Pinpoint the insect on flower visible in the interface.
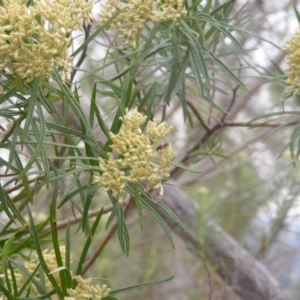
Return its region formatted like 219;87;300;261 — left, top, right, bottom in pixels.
156;142;170;151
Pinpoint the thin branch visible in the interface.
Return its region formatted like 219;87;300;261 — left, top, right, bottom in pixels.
170;116;300;180
70;22;93;84
221;85;239;123
41;205;114;234
181;127;272;186
223;120;300;127
186;100;211;132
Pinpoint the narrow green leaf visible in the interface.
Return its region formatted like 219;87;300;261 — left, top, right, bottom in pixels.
45;122;100;149
81;184;99;233
8;261;18;295
141;188;185;230
0;182;26;226
203;0;212;13
121;75;133;108
26;206;63;298
177;56;189;121
105;194;119;229
21;78;40;140
35;103;50;185
104;296;119;300
171;162;202;173
293;5;300;24
65;223;71;271
38;85;53;113
7;123;20;175
49;180;70;295
18;105;45;180
0;87;18;105
76;208;103;275
210;0;235;17
0;282;13;298
60;172;81;206
10;260;47;296
139;83;158;131
110;276;174;294
53;69;99;148
140;197;175;248
165;32;179;104
131;24;160;75
91;84;111;140
205;50;248;90
127;185;144;230
117;207;130;255
71;10;122;57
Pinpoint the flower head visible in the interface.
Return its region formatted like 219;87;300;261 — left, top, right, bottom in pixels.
0;245;69;299
93;108;176;201
282;30;300;95
0;0;93;83
98;0;186;41
65;276;111;300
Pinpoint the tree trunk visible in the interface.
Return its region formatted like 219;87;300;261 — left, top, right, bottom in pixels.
150;183;292;300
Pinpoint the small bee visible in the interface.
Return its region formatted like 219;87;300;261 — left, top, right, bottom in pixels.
156;142;170;151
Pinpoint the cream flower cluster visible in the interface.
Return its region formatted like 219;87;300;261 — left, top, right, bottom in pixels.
98;0;186;40
93;108;176;201
283;30;300;95
24;246;68;293
0;246;67;299
0;0;92;83
0;246;111;300
65;276;111;300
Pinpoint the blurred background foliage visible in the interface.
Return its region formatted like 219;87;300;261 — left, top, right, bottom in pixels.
1;0;300;299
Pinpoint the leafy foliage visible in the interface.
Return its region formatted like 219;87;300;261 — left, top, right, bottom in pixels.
0;0;297;299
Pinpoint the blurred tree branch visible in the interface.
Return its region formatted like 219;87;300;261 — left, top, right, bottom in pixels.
151;183;292;300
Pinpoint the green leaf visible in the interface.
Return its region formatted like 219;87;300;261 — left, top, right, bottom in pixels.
0;182;27;226
91;84;111;140
293;5;300;24
121;75;134;108
139;83;158;131
141;187;185;230
182;27;210;89
38;85;54;113
171;162;202;173
0;282;13;299
71;10;122;58
76;208;103;275
26;206;63;298
0;87;18;105
110;276;174;294
53;69;99;148
165;32;179;105
210;0;235;17
140;197;175;248
204;49;248;90
21;78;40;140
117;207;130;255
18;104;46;180
10;259;48;295
126;184;144;230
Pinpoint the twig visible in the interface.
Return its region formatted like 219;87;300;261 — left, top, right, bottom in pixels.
223;120;300;127
186;100;211;132
170;116;300;180
70;22;93;84
221;85;239;123
41;205;114;234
